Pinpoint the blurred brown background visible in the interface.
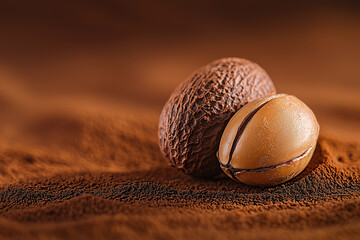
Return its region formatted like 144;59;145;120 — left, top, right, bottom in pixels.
0;0;359;136
1;2;360;239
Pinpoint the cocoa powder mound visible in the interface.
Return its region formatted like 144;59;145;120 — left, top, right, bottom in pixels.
0;102;359;239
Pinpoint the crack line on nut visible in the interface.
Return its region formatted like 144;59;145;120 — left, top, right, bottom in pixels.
222;145;314;175
226;98;274;165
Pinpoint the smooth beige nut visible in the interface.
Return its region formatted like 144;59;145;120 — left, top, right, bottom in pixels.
218;94;320;186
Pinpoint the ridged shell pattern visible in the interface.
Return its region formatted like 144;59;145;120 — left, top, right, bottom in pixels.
158;58;276;177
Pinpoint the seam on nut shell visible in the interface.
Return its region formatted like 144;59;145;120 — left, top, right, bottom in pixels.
226;96;279;165
221;144;315;176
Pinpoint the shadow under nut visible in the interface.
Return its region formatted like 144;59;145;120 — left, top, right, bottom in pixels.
158;58;276;177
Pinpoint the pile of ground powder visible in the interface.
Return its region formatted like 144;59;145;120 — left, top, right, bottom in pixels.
0;105;359;239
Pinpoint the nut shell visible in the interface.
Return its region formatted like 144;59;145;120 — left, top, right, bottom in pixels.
218;94;320;186
158;58;276;177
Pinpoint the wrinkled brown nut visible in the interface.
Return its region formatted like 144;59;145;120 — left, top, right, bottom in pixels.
158;58;276;177
218;94;320;186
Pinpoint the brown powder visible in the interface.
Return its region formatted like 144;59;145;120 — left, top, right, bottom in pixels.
0;100;359;240
1;3;360;238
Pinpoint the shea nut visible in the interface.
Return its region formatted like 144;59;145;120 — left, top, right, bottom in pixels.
218;94;320;186
158;58;276;177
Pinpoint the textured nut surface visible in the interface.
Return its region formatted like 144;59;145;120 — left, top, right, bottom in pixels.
158;58;276;177
218;94;320;186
